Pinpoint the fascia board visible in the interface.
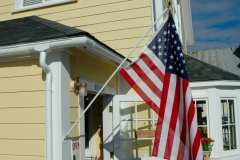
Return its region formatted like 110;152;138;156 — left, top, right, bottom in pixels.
190;81;240;88
0;37;129;66
181;0;194;45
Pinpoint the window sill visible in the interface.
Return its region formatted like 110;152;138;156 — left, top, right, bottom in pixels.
12;0;77;13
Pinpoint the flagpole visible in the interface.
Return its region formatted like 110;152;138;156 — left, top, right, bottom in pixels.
63;8;169;142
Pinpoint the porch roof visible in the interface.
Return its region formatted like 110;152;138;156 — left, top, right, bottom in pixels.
0;15;127;61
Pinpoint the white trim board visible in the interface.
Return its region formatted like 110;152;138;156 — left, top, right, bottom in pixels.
79;77;116;95
13;0;77;13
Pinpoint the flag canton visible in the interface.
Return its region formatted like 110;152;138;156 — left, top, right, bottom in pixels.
147;13;188;80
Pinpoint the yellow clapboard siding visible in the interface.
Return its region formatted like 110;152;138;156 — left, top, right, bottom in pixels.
0;108;44;123
93;26;152;42
0;4;13;14
0;60;41;78
0;91;44;108
0;124;44;139
116;46;143;57
70;106;80;139
0;75;44;93
103;35;151;50
70;91;79;108
0;140;45;156
0;0;14;7
13;0;141;17
70;122;80;138
13;0;131;17
41;0;150;21
70;48;117;86
70;48;115;73
70;107;79;123
77;16;152;34
58;7;151;27
75;63;117;86
0;155;44;160
1;0;150;21
76;0;132;8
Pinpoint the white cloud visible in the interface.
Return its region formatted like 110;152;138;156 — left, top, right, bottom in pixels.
187;0;240;51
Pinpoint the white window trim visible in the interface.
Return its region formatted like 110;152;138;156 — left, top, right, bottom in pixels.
13;0;77;13
220;98;239;155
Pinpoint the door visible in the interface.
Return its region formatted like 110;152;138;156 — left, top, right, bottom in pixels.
113;95;164;160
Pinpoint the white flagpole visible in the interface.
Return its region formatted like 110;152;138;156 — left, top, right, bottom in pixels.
63;8;168;141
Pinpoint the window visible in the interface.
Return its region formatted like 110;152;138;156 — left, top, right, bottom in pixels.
119;100;158;158
221;99;237;151
193;99;208;138
14;0;77;12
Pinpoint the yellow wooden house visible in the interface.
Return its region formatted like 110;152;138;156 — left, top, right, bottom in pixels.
1;1;222;160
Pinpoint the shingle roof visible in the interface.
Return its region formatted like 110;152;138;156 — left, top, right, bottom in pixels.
0;16;91;46
185;54;240;82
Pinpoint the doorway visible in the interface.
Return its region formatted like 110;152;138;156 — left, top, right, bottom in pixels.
85;93;104;160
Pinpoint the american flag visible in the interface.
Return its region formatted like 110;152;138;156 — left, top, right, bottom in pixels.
119;13;203;160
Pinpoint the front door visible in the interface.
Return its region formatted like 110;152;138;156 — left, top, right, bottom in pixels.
113;95;163;160
84;94;104;160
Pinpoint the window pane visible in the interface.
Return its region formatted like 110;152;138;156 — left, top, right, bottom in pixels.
222;125;229;150
136;101;153;119
194;100;208;138
221;99;237;151
230;125;237;149
120;141;134;158
196;100;207;125
229;100;235;124
221;100;228;124
23;0;42;6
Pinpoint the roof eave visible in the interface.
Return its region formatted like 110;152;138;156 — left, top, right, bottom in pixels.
0;36;130;66
190;80;240;88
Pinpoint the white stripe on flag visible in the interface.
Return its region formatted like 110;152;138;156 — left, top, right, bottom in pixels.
157;74;177;157
136;58;163;91
126;67;161;106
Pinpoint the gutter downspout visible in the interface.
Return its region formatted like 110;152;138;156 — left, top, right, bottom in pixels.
39;51;53;160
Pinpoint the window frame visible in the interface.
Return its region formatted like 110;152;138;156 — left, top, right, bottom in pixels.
13;0;77;13
193;98;209;138
220;98;238;153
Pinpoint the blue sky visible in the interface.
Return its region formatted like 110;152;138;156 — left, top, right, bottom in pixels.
187;0;240;51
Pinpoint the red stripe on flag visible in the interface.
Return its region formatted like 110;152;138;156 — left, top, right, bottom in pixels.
119;68;159;113
152;73;171;157
131;62;162;98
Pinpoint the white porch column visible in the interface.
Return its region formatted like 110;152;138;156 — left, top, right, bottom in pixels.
48;51;71;160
